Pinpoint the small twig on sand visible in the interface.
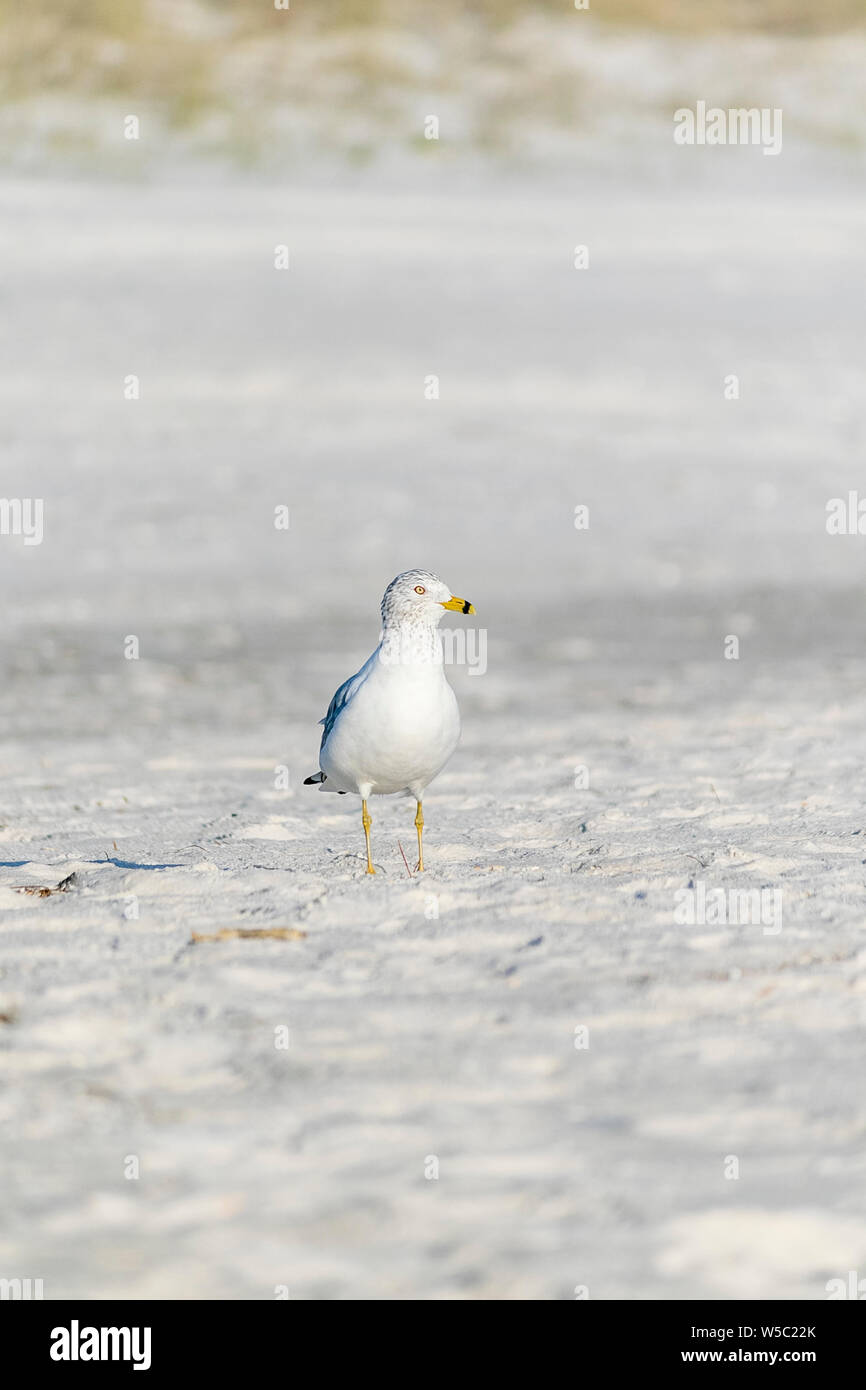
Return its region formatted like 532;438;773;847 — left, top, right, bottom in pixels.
191;927;307;943
397;840;414;878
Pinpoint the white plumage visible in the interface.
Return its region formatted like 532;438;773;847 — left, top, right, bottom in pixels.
304;569;475;872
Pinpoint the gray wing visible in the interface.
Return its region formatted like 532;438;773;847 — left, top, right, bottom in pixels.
318;653;375;751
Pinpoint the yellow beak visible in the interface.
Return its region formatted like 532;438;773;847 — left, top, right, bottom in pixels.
441;595;475;615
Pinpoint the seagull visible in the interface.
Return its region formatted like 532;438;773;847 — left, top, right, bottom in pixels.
304;569;475;874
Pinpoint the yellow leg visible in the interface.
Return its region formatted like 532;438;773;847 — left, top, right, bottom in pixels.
362;798;375;874
414;800;424;872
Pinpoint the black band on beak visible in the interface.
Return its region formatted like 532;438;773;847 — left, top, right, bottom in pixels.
462;600;471;614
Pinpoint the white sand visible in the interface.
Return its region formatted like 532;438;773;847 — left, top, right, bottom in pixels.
1;168;864;1299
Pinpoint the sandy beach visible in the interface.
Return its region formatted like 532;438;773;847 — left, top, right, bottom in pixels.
1;10;865;1298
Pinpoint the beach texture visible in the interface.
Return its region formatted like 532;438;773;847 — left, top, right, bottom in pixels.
1;20;865;1297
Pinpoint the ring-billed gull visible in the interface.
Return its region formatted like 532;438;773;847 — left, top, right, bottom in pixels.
304;569;475;874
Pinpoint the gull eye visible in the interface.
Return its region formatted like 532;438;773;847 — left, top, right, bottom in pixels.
414;585;426;594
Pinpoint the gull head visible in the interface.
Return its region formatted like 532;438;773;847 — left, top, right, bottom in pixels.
381;569;475;629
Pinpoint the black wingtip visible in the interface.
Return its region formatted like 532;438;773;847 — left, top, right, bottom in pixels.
303;772;326;785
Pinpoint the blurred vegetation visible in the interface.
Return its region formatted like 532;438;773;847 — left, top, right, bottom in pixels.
0;0;863;164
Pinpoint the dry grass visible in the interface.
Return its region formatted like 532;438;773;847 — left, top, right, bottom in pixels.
2;0;863;106
0;0;862;164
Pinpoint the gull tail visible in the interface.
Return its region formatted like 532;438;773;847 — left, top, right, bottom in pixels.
303;770;346;794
